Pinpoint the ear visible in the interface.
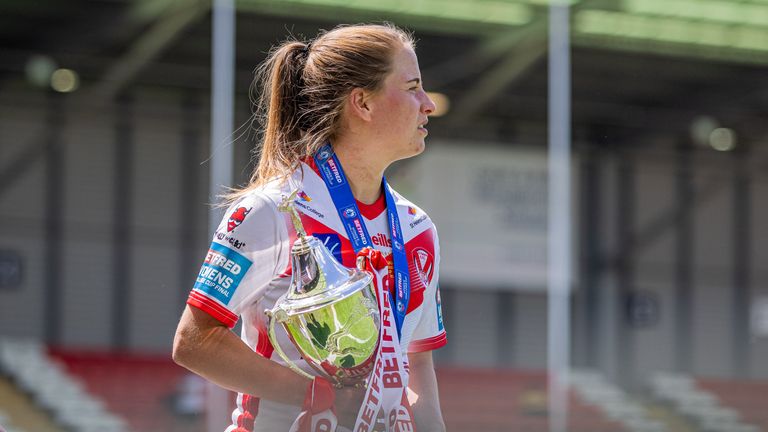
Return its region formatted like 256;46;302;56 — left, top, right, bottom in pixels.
347;88;373;122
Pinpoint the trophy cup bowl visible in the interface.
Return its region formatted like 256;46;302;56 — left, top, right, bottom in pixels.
265;193;380;387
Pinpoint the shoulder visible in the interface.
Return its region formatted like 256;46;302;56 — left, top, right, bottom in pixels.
224;174;299;215
388;186;437;236
224;190;278;220
216;184;290;241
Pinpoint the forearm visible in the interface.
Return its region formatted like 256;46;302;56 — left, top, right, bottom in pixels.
409;384;446;431
407;351;446;432
173;305;311;407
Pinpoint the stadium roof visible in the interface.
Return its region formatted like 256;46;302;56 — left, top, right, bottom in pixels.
1;0;767;147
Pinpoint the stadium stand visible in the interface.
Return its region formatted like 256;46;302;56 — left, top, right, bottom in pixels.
18;338;762;432
649;372;762;432
435;367;631;432
0;338;125;432
0;379;63;432
49;348;204;432
697;377;768;432
569;370;666;432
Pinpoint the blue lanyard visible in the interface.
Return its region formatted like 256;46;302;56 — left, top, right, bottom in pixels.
313;144;410;338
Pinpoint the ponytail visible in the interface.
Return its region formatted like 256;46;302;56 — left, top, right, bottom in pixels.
251;41;309;188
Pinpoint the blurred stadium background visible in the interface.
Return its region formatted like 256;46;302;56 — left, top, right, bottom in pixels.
1;0;768;431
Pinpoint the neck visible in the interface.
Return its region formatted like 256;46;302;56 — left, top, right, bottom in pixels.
333;140;387;205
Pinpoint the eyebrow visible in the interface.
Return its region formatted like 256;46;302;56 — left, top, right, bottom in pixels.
406;78;421;85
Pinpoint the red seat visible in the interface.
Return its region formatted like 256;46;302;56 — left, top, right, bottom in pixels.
49;348;206;432
698;377;768;430
48;353;630;432
436;367;628;432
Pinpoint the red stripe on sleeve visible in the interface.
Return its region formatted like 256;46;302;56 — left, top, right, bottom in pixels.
186;290;238;328
408;332;447;353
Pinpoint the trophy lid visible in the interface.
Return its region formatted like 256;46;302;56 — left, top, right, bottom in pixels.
277;191;373;316
280;236;373;316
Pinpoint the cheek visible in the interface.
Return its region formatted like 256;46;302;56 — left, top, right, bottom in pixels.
383;92;413;117
374;92;416;135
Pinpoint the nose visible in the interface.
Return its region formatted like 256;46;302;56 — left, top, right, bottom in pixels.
422;91;436;115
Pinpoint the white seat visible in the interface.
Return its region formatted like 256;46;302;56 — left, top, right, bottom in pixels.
0;338;129;432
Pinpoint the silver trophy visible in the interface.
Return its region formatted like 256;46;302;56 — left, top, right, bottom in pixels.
265;191;380;387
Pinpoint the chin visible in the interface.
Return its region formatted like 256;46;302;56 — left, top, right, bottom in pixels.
417;143;426;155
407;141;426;158
392;140;426;163
415;137;427;153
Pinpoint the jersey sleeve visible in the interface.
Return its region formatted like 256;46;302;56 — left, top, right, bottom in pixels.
186;193;288;328
408;227;447;353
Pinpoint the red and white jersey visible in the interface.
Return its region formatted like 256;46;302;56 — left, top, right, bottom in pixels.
186;160;446;432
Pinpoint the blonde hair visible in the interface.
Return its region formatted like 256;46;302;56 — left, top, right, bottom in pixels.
228;23;414;201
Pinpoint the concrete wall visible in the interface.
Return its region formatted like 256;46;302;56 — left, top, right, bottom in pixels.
1;87;767;382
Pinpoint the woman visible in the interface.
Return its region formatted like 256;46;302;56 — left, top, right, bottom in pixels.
173;23;446;432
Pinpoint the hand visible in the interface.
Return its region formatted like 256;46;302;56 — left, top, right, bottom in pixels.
335;384;367;429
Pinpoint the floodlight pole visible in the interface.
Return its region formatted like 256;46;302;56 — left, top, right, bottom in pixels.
547;2;572;432
209;0;235;235
208;0;235;430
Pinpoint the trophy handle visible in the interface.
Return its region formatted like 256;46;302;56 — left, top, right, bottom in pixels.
265;308;315;381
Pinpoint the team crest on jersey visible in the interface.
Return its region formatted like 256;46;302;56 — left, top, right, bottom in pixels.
227;207;251;232
412;247;434;287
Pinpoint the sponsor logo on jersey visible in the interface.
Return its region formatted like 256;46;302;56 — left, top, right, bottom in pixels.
314;233;343;263
436;285;444;331
227;207;251;232
193;243;252;305
408;208;428;229
393;240;403;251
370;232;391;248
412;247;435;287
294;199;325;219
215;230;246;250
298;190;312;202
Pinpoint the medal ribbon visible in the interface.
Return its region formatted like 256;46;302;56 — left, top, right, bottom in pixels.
313;144;410;338
355;248;415;432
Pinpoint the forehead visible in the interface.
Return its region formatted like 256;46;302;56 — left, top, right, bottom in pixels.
388;45;420;81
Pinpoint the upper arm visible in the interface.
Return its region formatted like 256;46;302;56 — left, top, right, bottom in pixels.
407;350;445;432
173;304;230;365
186;193;288;327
